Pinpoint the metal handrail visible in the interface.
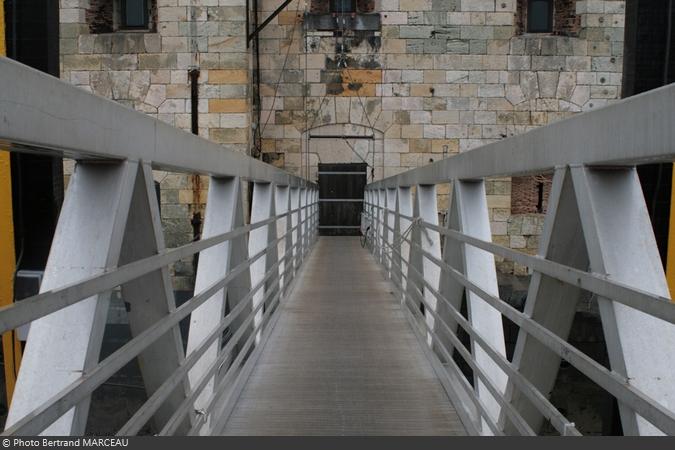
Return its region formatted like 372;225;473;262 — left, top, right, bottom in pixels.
0;58;320;436
2;212;317;436
0;205;311;335
362;84;675;435
0;58;315;188
366;205;675;435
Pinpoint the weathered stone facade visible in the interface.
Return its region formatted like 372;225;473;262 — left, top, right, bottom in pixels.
257;0;625;274
60;0;251;290
60;0;625;281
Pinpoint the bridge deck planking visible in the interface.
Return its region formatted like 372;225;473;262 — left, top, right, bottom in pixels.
219;236;466;435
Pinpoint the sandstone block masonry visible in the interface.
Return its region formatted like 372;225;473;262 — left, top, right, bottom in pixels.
257;0;625;274
60;0;253;291
60;0;625;278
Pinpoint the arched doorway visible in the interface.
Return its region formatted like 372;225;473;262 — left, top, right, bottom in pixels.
301;123;383;235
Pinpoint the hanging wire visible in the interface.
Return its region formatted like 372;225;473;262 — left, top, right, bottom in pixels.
260;0;303;138
303;0;383;182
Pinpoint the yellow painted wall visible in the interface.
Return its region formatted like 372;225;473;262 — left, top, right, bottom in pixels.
0;0;23;404
667;166;675;299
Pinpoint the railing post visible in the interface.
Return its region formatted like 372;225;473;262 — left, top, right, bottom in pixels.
290;187;301;273
7;161;138;435
502;167;587;434
363;189;369;230
571;165;675;436
301;187;309;257
249;182;277;344
274;185;291;294
377;188;386;263
312;188;319;243
185;176;250;435
370;189;379;255
397;186;413;302
117;163;192;432
413;185;442;348
450;179;508;434
385;188;397;277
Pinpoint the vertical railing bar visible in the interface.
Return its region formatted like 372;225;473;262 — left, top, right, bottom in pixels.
381;231;577;434
416;220;675;325
383;220;675;434
1;216;310;437
117;245;295;435
395;270;526;435
193;215;318;435
381;256;502;435
383;250;549;436
159;261;291;435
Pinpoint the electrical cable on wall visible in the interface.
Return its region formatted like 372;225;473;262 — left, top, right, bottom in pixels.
261;0;303;138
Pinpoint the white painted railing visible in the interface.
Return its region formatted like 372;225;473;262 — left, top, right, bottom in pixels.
0;58;318;436
363;81;675;436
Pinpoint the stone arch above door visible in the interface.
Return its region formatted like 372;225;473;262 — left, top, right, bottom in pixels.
299;123;384;183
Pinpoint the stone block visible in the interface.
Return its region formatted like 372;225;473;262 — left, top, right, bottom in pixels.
410;139;432;153
431;139;459;153
62;54;101;70
400;0;432;10
460;25;494;40
461;0;495;12
209;69;248;84
556;72;576;100
401;125;423;138
399;25;434;39
209;98;248;113
384;139;409;153
210;127;248;144
519;71;539;99
433;0;460;11
446;39;469;53
478;84;505;97
531;56;565;71
565;56;591;71
432;110;459;124
424;38;448;53
139;53;177;69
537;72;559;98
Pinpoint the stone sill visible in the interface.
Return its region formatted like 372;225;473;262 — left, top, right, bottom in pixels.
93;29;157;36
518;33;580;40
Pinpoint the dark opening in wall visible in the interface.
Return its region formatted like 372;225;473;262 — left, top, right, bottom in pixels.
623;0;675;265
528;0;554;32
86;0;114;33
86;0;157;34
511;175;552;215
4;0;63;276
309;0;375;15
330;0;355;13
121;0;149;29
516;0;580;36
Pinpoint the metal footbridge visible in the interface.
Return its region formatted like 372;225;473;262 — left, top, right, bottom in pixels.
1;58;675;436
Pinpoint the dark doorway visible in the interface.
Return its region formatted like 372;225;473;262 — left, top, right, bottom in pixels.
318;163;367;236
5;0;63;272
623;0;675;266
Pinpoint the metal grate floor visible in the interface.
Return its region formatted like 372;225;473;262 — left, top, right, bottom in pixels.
219;236;466;436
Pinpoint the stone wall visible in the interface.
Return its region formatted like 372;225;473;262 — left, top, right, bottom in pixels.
257;0;625;272
60;0;252;291
60;0;625;279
